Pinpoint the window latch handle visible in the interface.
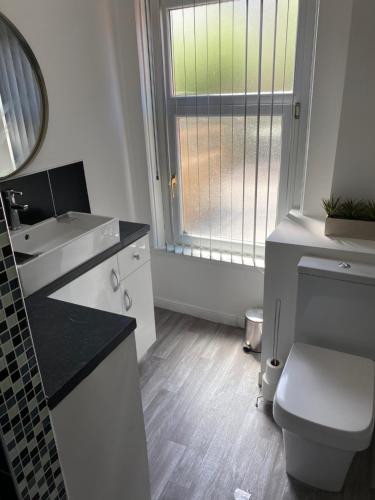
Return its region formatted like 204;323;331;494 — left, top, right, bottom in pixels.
294;102;301;120
169;174;177;199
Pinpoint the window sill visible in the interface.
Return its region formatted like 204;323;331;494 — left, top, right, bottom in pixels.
151;246;265;270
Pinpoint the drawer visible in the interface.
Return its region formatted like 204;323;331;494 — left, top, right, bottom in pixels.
118;235;150;280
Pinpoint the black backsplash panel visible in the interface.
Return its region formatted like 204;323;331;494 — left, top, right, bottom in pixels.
0;162;91;227
49;162;90;216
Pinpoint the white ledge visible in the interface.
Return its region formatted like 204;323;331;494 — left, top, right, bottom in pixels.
267;210;375;256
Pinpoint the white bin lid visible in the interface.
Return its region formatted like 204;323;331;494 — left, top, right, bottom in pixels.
245;308;263;323
273;343;375;451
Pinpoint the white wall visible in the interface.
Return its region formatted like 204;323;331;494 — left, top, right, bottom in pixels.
0;0;138;222
302;0;353;217
331;0;375;200
303;0;375;213
107;0;152;225
151;250;264;326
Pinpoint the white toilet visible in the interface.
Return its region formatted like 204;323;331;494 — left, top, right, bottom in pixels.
273;256;375;492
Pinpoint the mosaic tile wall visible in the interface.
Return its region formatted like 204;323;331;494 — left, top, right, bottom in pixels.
0;201;67;499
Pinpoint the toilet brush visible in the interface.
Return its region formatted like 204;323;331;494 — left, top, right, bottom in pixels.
272;298;281;367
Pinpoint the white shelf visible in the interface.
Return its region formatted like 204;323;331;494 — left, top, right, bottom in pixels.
267;210;375;256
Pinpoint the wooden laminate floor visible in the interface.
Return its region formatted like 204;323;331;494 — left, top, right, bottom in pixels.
139;308;375;500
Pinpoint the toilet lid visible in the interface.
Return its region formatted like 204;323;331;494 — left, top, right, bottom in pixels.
273;342;375;451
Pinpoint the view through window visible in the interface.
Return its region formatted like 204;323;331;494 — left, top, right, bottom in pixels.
169;0;298;252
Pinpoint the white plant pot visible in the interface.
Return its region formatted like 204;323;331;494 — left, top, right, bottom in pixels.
325;217;375;241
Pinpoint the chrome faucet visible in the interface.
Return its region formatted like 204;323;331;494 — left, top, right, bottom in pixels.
4;190;29;230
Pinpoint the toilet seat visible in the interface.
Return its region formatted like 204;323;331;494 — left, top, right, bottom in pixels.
273;342;375;451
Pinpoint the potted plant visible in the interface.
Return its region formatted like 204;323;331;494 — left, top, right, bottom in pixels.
323;196;375;240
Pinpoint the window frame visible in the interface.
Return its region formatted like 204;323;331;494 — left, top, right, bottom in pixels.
144;0;318;258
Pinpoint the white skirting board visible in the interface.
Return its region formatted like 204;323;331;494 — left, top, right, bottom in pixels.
154;296;245;328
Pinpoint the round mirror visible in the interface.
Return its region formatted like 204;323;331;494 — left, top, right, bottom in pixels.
0;13;48;178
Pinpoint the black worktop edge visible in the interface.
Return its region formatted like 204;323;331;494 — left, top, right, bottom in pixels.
44;308;136;410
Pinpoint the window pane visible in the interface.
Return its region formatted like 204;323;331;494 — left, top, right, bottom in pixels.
177;114;282;245
169;0;298;96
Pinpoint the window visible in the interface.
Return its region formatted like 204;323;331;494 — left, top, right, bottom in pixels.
140;0;317;264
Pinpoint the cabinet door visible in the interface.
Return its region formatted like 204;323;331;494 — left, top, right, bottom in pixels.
120;261;156;360
50;255;123;315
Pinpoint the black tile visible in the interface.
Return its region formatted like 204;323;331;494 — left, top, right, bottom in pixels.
0;414;9;426
15;299;23;311
9;279;18;291
2;245;12;258
4;256;15;269
4;388;13;401
6;352;15;364
5;304;15;317
8;360;18;374
10;371;20;383
1;331;10;343
15;345;23;357
17;309;26;321
48;162;90;216
10;414;20;427
3;422;11;433
12;289;21;301
10;325;19;336
12;334;22;347
0;171;55;225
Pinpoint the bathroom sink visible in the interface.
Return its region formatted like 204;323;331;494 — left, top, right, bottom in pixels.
11;212;120;296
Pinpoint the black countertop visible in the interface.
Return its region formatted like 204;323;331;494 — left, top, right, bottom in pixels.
26;221;150;410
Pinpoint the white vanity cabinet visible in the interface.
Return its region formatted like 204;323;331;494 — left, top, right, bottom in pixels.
50;235;156;360
51;333;151;500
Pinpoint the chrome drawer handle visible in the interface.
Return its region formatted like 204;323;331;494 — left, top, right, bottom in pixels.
133;252;141;261
110;269;120;292
123;289;133;312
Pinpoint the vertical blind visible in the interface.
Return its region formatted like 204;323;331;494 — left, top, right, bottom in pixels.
151;0;300;265
0;19;43;171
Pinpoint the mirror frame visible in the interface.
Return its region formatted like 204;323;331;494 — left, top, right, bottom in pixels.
0;12;49;178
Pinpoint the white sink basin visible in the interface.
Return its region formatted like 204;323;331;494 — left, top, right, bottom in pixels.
11;212;120;296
